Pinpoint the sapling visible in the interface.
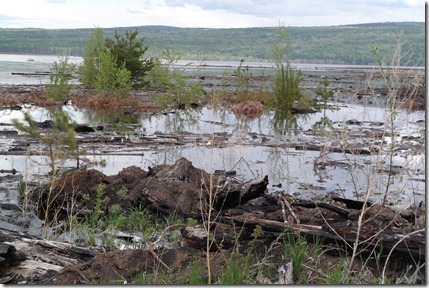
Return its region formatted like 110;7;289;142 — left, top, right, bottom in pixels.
12;108;78;227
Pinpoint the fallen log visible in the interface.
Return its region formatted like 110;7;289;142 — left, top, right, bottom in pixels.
0;228;105;284
291;200;350;218
218;214;424;262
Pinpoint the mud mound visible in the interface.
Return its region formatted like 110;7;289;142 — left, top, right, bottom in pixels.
29;157;268;222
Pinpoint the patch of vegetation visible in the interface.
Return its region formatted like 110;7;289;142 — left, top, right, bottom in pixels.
79;28;152;97
146;46;204;107
44;56;76;101
105;29;154;88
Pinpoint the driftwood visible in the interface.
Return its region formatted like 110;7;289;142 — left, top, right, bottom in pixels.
294;143;372;155
0;228;105;284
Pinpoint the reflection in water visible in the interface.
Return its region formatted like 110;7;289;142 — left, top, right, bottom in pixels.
82;109;142;134
163;107;203;133
273;109;297;136
1;98;425;207
312;104;333;132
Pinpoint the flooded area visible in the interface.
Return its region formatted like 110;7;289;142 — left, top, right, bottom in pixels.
0;54;425;285
0;54;425;235
0;94;425;209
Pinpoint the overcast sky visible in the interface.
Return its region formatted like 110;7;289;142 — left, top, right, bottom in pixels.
0;0;425;29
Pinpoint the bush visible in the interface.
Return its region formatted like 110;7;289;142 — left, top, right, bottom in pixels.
79;28;152;96
146;46;203;106
95;50;132;98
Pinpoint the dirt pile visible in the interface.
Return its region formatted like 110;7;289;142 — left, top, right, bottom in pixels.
29;157;268;222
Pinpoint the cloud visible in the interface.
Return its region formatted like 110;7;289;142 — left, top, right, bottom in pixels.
0;0;425;29
45;0;67;3
126;8;143;14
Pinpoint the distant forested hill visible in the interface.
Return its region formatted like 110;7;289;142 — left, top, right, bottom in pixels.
0;22;424;66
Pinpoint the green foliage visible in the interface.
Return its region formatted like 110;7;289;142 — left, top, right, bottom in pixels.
273;63;303;111
146;57;171;90
80;28;147;97
283;233;308;283
17;180;27;198
315;78;334;104
12;109;77;171
188;257;206;284
94;50;132;97
247;225;264;252
86;183;109;230
234;60;253;93
272;24;305;114
218;254;251;284
272;22;291;65
147;46;203;106
79;27;105;87
313;79;334;131
323;254;351;284
44;56;76;101
105;29;154;88
116;187;128;200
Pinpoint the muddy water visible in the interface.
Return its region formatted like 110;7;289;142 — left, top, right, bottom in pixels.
0;96;425;210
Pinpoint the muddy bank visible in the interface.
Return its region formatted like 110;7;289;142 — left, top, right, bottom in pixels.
0;157;425;284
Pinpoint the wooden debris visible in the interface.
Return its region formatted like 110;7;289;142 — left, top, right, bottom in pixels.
0;228;105;284
280;195;300;224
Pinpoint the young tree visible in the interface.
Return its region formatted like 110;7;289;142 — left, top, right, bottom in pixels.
12;108;77;173
95;50;132;97
105;29;154;88
45;56;76;101
79;27;105;88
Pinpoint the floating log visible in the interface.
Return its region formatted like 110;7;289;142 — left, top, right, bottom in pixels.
294;144;372;155
11;72;50;77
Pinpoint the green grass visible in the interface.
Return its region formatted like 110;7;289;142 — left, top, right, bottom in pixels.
218;253;251;284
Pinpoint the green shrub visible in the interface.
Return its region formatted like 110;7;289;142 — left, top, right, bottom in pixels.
94;50;132;98
106;29;154;88
44;56;76;101
79;27;105;88
146;46;203;106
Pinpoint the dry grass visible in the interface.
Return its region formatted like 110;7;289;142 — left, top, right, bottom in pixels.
71;92;162;111
232;100;265;120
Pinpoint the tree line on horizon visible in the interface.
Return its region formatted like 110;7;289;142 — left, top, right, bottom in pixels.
0;22;424;66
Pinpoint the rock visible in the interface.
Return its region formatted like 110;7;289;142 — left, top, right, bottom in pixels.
74;125;95;133
36;120;54;129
